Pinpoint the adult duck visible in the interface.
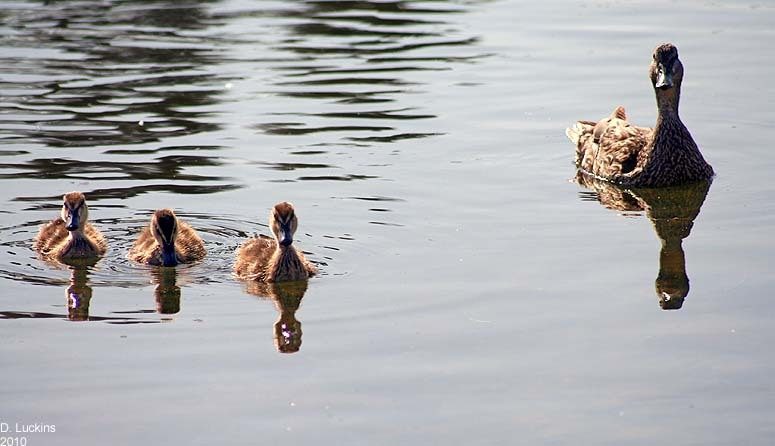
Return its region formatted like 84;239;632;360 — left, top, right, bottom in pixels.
34;191;107;262
128;209;205;266
567;43;714;187
234;202;317;282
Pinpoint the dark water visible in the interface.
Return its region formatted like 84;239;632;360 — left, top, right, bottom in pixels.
1;1;774;444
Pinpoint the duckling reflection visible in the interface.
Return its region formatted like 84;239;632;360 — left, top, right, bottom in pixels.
151;267;181;315
243;280;308;354
577;174;711;309
66;267;92;321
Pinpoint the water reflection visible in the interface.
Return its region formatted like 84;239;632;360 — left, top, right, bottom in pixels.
577;175;712;310
152;267;181;315
0;1;229;148
66;266;92;321
243;281;308;354
257;0;479;140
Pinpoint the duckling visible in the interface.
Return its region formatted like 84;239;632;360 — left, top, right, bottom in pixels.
34;191;107;262
234;202;317;282
128;209;205;266
567;43;714;187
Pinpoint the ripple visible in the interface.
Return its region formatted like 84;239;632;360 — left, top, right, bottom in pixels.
347;132;442;142
269;107;435;120
257;122;394;135
0;3;233;148
297;174;379;181
13;184;242;205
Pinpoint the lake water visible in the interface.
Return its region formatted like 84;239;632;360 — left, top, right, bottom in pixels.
1;1;774;444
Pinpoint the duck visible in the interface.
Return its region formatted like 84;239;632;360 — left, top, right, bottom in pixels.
33;191;107;262
128;209;205;266
234;202;317;282
566;43;714;187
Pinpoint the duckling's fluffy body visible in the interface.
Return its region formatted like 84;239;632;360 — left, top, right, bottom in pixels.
128;209;205;266
34;191;107;261
234;202;317;283
567;43;713;187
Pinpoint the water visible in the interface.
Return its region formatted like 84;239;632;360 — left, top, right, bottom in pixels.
1;0;774;444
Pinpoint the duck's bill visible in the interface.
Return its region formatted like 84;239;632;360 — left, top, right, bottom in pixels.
65;212;79;231
278;226;293;246
655;64;673;89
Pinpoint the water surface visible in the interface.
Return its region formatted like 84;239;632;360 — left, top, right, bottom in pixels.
1;1;774;444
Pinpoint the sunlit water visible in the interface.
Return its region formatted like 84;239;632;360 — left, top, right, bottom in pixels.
1;1;774;444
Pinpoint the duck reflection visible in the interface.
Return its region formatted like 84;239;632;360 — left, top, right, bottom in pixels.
577;174;711;309
152;267;181;315
66;267;92;321
243;281;308;353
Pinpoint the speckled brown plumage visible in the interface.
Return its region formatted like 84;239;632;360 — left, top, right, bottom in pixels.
33;191;107;262
234;202;317;283
567;43;714;187
128;209;205;266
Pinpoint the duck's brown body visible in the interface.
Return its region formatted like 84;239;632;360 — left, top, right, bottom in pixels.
234;202;317;283
567;43;713;187
34;192;107;262
128;209;205;266
235;236;316;282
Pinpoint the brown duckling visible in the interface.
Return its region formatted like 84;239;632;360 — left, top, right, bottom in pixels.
234;202;317;282
567;43;714;187
34;191;107;262
128;209;205;266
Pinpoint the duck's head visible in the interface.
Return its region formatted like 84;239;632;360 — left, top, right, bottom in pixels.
650;43;683;92
151;209;179;266
270;202;298;247
61;191;89;232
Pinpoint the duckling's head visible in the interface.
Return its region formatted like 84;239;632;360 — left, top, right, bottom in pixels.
649;43;683;92
270;202;298;247
61;191;89;232
151;209;179;265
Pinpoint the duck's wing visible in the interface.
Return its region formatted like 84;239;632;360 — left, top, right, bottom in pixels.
594;122;650;178
84;223;108;255
293;247;318;278
569;106;651;181
566;120;597;170
33;218;69;256
234;236;276;279
175;221;206;262
128;226;160;264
